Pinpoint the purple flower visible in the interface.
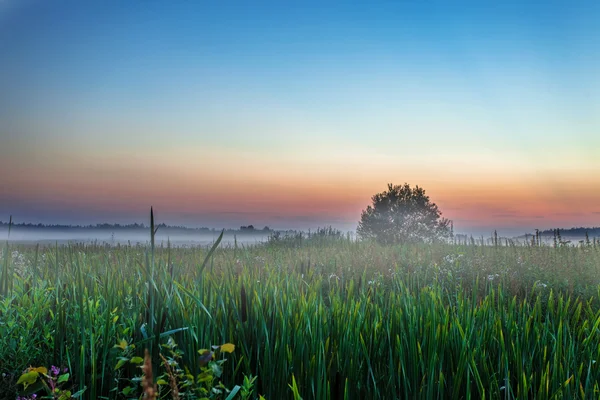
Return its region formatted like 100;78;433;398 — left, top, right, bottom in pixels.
51;365;60;376
63;367;69;373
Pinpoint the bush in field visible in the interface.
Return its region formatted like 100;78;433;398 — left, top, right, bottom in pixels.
357;183;452;244
266;226;346;248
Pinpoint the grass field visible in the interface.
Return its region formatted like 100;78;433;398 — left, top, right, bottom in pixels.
1;225;600;399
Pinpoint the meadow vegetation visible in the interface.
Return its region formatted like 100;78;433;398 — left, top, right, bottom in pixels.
1;218;600;399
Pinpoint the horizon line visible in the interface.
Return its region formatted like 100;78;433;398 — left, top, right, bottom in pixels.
2;219;600;239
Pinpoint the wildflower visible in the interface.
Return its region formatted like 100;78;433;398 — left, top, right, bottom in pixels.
51;365;60;376
517;256;523;264
17;395;37;400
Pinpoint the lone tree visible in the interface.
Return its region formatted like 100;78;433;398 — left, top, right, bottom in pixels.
357;183;452;244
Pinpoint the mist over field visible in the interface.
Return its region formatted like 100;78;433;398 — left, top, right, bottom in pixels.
0;227;272;246
2;225;597;248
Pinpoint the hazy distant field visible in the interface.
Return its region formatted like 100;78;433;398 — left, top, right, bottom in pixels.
0;227;271;247
2;230;600;400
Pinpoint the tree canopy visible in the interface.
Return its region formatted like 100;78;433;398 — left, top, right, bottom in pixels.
357;183;452;244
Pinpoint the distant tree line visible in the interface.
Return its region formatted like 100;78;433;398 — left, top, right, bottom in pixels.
537;227;600;237
240;225;271;232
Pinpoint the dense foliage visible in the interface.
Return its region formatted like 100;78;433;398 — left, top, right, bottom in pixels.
1;231;600;399
357;183;452;244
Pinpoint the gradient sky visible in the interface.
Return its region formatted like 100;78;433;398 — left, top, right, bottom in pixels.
1;0;599;236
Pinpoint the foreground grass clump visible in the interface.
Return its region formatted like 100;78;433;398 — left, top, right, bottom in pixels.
1;235;600;399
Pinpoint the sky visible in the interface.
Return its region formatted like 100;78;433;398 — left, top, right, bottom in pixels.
1;0;599;236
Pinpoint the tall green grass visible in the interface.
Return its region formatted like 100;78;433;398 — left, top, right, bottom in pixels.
1;224;600;399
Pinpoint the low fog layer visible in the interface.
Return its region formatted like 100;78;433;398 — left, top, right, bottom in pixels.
0;228;272;247
2;227;596;248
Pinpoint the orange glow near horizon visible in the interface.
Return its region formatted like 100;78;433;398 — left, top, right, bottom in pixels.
2;144;599;234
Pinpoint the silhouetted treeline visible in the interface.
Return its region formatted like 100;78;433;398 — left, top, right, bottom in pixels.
537;227;600;237
0;221;274;234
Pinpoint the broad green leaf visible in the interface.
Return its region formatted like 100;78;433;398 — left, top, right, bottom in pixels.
71;387;87;398
115;358;128;370
17;371;39;388
197;371;213;383
210;361;223;378
130;356;144;364
57;373;70;384
58;391;72;400
225;385;241;400
122;386;135;395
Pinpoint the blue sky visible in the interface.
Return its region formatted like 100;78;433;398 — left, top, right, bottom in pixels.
1;1;599;235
